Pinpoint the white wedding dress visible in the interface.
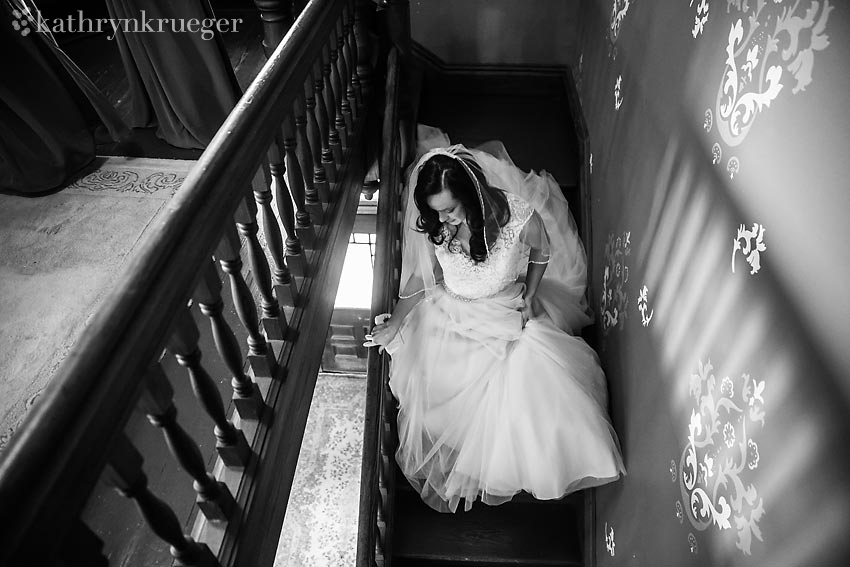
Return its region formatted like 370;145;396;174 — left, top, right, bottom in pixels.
384;127;625;513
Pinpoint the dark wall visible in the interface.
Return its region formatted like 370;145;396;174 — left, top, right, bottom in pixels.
576;1;850;565
410;0;580;66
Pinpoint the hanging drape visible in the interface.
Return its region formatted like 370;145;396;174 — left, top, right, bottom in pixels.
0;1;128;194
104;0;242;149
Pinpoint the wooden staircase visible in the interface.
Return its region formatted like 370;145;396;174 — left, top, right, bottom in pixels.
390;62;589;563
358;26;591;567
391;465;583;567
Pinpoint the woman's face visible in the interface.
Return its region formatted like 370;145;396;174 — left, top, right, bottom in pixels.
426;188;466;226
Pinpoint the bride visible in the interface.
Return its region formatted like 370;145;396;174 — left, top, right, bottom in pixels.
369;126;625;513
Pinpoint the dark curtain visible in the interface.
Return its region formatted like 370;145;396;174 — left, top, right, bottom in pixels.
0;3;96;194
105;0;242;149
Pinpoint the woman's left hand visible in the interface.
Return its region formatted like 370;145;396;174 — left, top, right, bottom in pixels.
364;313;396;353
520;297;536;328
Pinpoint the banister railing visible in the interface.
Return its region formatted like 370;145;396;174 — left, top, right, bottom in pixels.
0;1;376;565
356;46;404;567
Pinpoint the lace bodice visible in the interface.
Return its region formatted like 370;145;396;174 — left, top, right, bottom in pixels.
435;193;535;299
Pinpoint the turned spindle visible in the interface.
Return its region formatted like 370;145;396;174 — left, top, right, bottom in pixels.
195;260;266;419
347;0;363;108
327;34;349;150
141;364;237;520
321;44;344;164
216;224;277;378
268;137;308;279
310;59;338;185
303;74;332;204
354;0;375;99
293;93;324;226
107;434;220;567
335;19;354;132
234;196;287;340
281;115;316;250
168;307;251;467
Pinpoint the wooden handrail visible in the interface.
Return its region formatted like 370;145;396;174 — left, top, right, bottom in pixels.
0;1;374;565
356;46;402;567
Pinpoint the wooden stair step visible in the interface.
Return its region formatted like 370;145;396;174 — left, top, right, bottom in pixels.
392;488;582;566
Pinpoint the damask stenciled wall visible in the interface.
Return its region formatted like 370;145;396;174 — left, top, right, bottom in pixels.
577;1;850;565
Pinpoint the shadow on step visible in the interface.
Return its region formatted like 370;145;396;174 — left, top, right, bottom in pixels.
392;471;584;567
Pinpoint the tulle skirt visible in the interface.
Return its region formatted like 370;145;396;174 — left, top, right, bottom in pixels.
385;283;625;513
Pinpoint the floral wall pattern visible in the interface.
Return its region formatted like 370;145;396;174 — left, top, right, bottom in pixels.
679;360;766;555
705;0;834;178
614;74;624;109
604;521;617;556
692;0;711;38
600;231;631;333
732;223;767;274
579;0;850;565
637;284;654;326
608;0;634;55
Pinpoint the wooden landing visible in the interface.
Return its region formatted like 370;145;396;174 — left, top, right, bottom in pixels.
393;480;583;567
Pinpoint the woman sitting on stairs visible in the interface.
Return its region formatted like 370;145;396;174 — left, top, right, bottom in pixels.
368;125;625;513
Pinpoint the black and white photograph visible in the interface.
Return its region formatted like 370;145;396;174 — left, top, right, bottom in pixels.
1;1;848;566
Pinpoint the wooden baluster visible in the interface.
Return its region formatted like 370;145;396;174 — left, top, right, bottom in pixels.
336;16;355;129
344;1;362;111
216;224;277;377
346;0;363;108
106;434;220;567
268;137;308;279
354;0;375;99
382;382;398;447
195;261;265;419
375;504;387;554
328;31;349;150
140;363;237;520
56;521;108;567
253;0;293;54
377;458;388;514
303;74;332;205
169;307;251;467
253;163;298;307
375;519;386;565
235;194;287;341
293;93;324;226
310;60;337;186
281;115;316;251
321;44;344;164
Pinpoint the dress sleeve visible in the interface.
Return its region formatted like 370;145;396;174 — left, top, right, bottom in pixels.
519;210;551;264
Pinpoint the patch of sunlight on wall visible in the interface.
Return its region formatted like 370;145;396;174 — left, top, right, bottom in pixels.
334;239;373;309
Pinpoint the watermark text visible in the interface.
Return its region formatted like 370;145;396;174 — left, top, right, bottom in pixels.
11;9;242;41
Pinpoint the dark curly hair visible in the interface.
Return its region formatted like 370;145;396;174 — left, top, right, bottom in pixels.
413;153;510;263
